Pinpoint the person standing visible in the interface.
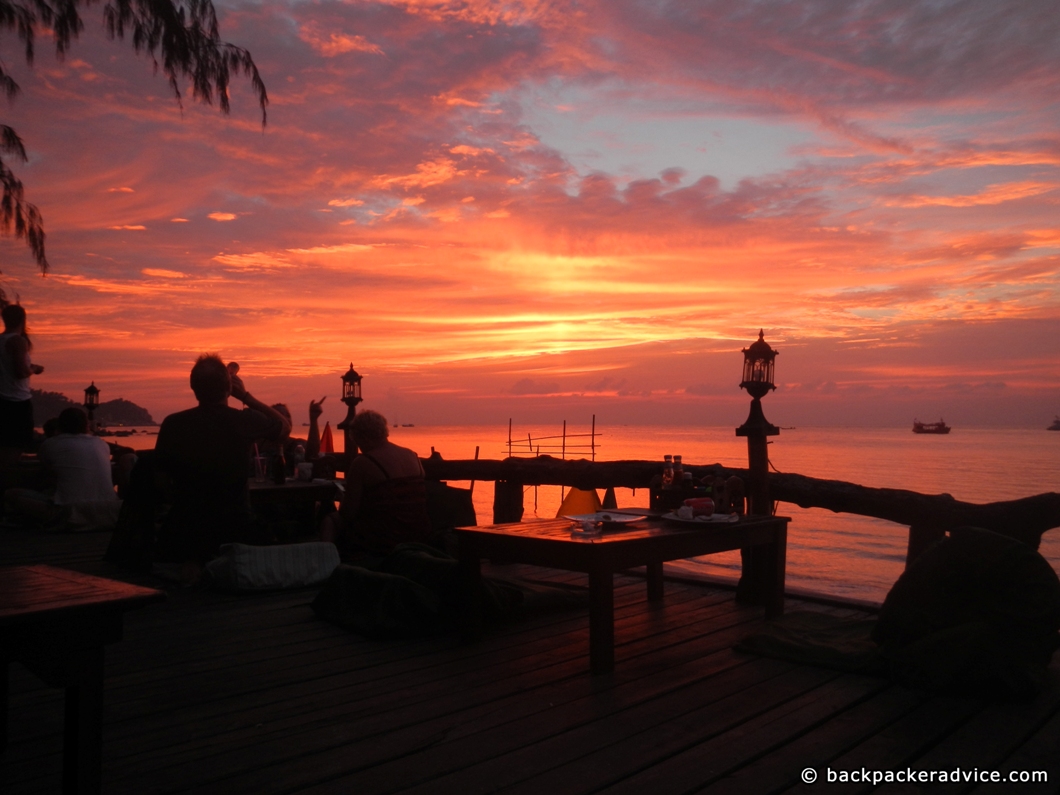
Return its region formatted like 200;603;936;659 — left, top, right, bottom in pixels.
0;303;44;466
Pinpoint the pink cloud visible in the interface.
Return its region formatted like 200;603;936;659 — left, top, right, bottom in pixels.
2;0;1057;426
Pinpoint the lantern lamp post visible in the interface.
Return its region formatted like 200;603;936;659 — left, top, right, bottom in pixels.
336;363;363;455
735;331;780;605
83;382;100;433
736;330;779;514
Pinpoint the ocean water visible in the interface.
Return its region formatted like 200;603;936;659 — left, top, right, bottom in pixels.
105;422;1059;603
381;423;1060;603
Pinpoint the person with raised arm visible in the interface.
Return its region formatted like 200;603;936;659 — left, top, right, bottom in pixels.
306;396;326;460
153;354;291;572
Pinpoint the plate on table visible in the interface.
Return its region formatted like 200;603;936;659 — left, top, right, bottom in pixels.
661;512;740;525
564;512;647;524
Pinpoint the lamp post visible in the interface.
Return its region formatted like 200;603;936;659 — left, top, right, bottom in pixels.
336;363;363;455
736;330;779;513
83;382;100;433
735;330;779;605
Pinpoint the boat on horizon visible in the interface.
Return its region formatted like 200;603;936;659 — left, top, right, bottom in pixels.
1048;416;1060;431
913;418;951;434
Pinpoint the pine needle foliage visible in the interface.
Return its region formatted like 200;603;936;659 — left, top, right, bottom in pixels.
0;0;269;274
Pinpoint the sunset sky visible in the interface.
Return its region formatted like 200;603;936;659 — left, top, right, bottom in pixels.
2;0;1058;429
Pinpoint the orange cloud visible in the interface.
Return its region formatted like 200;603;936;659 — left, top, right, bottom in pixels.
888;181;1058;208
299;24;385;57
371;158;462;188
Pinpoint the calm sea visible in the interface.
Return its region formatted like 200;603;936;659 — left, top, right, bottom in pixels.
106;423;1059;603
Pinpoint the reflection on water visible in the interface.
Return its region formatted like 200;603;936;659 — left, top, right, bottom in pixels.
106;422;1058;602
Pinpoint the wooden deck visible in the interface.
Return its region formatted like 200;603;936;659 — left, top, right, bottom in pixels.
2;528;1058;794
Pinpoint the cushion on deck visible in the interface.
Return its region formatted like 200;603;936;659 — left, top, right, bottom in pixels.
873;526;1060;699
205;542;341;591
738;527;1060;700
65;499;123;532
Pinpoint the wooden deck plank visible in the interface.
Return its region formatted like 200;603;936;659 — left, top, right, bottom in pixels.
2;576;651;746
385;664;841;795
527;672;886;795
97;592;734;776
967;706;1060;794
200;615;778;795
4;527;1060;795
698;684;927;795
874;675;1060;794
779;696;985;795
101;589;760;792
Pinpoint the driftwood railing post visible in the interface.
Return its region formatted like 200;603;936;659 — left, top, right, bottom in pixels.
735;396;781;606
493;481;524;524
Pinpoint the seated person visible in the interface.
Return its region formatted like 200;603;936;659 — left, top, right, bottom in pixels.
257;403;308;476
321;409;433;559
4;406;118;530
153;354;291;565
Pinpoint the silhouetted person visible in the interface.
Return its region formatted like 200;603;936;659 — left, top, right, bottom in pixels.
306;396;326;460
257;402;308;476
321;409;432;559
3;406;118;529
0;303;44;467
153;354;291;570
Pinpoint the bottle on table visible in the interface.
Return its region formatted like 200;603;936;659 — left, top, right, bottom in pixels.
271;450;287;484
662;455;674;489
673;455;684;483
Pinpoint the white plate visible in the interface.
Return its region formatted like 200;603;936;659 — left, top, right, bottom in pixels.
564;512;647;524
662;512;740;524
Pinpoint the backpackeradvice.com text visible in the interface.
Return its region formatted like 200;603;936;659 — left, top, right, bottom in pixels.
799;767;1048;785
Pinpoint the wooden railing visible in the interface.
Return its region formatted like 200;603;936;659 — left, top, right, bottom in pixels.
417;454;1060;566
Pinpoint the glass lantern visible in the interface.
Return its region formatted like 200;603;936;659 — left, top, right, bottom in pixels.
341;364;362;405
83;381;100;410
739;330;777;400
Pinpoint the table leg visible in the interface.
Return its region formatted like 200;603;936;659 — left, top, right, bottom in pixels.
588;567;614;675
764;524;787;619
1;659;8;753
62;647;105;795
646;561;664;602
457;547;484;643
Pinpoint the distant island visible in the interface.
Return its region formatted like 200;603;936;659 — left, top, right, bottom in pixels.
31;389;157;427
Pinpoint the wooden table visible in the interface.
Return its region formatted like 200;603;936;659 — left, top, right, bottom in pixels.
248;478;340;538
0;565;165;794
455;513;788;675
247;477;340;508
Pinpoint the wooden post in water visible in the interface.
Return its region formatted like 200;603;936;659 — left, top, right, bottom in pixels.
493;481;524;524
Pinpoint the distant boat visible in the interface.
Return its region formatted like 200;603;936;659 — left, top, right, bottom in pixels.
402;423;415;427
1048;416;1060;431
913;418;951;434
